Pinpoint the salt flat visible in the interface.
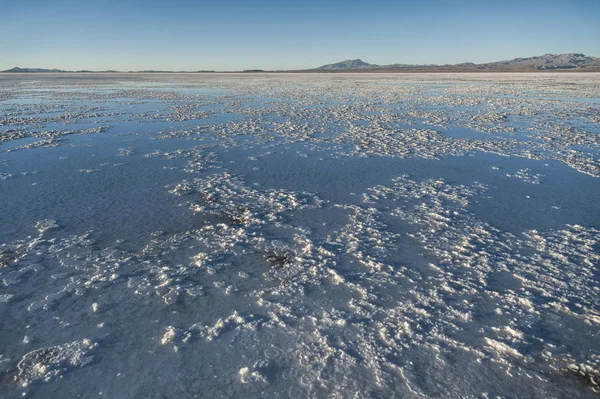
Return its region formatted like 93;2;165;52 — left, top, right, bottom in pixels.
0;73;599;398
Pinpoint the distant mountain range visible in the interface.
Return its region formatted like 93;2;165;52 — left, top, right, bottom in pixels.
315;53;600;71
2;53;599;73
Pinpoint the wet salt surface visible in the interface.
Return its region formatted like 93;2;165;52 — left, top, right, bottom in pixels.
0;72;599;398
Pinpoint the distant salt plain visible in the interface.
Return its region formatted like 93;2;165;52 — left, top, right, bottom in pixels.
0;73;599;398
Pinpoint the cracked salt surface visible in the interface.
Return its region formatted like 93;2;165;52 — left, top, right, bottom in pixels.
0;73;599;398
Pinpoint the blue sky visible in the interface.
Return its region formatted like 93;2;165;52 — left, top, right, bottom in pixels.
2;0;599;71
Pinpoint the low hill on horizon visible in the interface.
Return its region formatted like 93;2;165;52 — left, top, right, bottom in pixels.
3;67;69;73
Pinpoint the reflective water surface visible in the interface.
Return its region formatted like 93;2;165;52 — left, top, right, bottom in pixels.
1;73;599;398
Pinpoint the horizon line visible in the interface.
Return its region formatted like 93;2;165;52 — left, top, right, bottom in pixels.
3;52;599;74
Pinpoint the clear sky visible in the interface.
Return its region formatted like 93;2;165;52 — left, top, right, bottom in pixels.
2;0;599;71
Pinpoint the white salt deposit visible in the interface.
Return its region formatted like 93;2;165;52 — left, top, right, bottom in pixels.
0;73;598;398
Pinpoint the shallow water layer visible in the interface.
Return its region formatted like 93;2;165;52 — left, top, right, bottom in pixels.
0;73;599;398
